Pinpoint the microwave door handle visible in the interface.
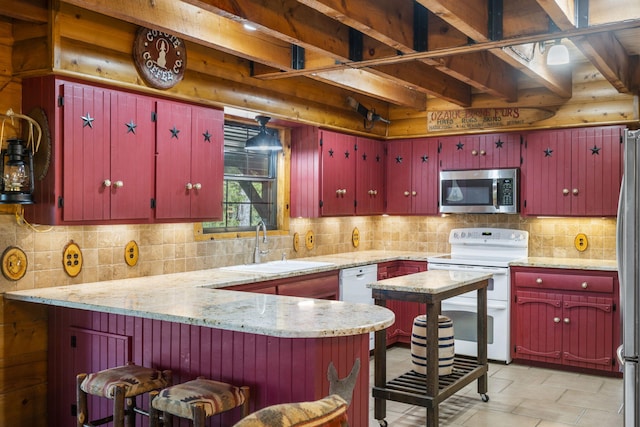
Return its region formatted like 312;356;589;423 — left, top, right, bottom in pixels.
492;180;499;210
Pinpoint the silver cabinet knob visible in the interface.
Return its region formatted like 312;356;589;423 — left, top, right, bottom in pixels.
103;179;112;187
572;188;579;195
553;317;561;323
564;318;570;324
536;278;543;284
186;183;193;190
193;183;202;190
113;181;124;188
562;188;570;195
581;282;588;289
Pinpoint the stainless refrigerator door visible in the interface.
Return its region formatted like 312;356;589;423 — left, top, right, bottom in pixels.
624;360;639;427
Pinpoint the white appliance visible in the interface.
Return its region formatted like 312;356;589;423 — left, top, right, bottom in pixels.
617;129;640;427
339;264;378;350
427;228;529;363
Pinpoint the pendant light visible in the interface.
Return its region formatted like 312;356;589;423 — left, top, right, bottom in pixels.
546;40;570;65
244;116;282;151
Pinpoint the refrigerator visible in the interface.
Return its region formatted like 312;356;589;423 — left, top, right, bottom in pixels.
618;128;640;427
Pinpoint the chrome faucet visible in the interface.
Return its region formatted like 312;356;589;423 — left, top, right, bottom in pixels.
254;220;270;263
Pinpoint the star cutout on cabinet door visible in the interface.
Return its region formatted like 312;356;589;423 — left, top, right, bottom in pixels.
170;126;180;139
203;130;212;142
344;151;350;158
456;141;464;150
362;153;368;161
495;139;504;148
421;155;429;162
544;147;553;157
590;145;601;155
376;155;381;162
126;120;137;134
395;156;403;163
328;149;334;157
81;113;94;128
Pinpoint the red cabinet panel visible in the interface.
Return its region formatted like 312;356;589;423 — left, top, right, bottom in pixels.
511;266;620;373
355;137;385;215
439;132;522;170
321;131;356;216
386;138;438;215
522;126;623;216
155;101;224;220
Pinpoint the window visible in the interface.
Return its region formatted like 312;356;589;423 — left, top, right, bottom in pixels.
201;122;279;233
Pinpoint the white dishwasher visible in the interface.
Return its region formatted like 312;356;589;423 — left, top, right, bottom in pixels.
339;264;378;350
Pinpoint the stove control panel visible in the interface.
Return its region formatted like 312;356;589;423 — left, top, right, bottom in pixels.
450;228;528;246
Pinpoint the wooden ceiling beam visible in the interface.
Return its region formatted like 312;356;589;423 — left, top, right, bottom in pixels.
0;0;47;23
416;0;489;42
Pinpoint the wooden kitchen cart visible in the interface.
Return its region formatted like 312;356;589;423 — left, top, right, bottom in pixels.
368;270;491;427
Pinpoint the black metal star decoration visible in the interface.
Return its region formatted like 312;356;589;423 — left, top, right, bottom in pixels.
544;147;553;157
329;149;334;157
170;126;180;139
395;156;403;164
81;113;94;128
126;120;137;134
495;139;504;148
421;155;429;162
590;145;601;155
362;153;368;161
203;130;212;142
344;150;350;158
456;141;464;150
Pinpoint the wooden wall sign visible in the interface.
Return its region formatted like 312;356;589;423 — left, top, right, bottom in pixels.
427;107;555;132
133;27;186;90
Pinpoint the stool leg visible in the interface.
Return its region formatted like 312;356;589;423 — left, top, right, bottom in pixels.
148;391;159;427
192;403;206;427
76;373;88;427
240;386;250;418
113;385;126;427
163;411;173;427
125;396;136;427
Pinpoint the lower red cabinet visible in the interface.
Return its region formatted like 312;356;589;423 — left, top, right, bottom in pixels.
377;260;428;345
511;267;620;373
223;271;339;300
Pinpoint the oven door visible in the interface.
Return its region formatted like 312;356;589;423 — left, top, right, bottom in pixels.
441;297;511;363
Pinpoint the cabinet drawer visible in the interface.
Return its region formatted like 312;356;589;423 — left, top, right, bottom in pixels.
514;271;613;293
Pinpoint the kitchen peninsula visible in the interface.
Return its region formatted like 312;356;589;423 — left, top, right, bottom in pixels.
4;260;397;426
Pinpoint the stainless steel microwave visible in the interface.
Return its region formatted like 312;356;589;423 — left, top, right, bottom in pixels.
439;168;519;214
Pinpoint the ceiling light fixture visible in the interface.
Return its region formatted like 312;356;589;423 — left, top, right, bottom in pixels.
243;23;257;31
545;40;570;65
244;116;283;151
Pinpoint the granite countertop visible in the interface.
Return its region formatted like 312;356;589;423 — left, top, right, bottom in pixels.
4;250;436;339
367;270;492;295
509;257;617;271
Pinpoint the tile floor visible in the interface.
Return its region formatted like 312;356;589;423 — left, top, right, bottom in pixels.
369;347;624;427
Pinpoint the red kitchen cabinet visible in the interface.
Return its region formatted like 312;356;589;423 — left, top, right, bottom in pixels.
438;132;522;171
23;77;155;224
290;127;356;217
522;126;623;216
223;271;340;300
355;137;385;215
511;267;620;373
385;138;439;215
155;101;224;220
377;260;428;345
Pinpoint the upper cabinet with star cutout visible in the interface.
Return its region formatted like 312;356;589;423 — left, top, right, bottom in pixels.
522;126;625;217
438;132;522;171
290;127;357;217
385;138;439;216
21;76;223;224
355;136;385;215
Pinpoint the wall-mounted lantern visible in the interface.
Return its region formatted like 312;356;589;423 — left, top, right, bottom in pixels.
0;138;34;204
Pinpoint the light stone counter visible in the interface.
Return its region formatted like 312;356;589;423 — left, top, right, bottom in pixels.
367;269;492;294
4;250;439;338
509;257;618;271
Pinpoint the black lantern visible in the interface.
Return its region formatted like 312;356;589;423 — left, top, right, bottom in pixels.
0;138;34;204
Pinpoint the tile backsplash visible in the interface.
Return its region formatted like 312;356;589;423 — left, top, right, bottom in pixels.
0;214;616;293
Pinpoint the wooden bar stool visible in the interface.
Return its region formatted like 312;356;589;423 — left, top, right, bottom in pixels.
77;363;172;427
149;377;250;427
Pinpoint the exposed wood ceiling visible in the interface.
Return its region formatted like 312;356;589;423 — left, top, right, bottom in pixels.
3;0;640;127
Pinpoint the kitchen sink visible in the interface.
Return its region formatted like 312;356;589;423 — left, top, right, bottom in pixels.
220;260;334;274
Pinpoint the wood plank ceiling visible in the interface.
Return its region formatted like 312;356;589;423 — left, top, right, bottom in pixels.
3;0;640;128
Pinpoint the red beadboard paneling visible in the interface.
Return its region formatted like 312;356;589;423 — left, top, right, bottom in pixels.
49;306;369;426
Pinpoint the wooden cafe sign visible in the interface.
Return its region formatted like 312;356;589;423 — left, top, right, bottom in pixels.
427;107;555;132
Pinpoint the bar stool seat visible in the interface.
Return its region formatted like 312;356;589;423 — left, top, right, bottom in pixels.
150;377;249;427
77;363;171;427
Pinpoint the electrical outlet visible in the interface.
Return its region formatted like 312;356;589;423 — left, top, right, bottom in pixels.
574;233;588;252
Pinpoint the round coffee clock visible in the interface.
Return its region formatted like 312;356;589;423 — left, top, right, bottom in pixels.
1;246;28;281
133;27;187;90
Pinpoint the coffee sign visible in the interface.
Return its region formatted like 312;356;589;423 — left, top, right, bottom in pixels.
427;107;555;132
133;27;186;90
